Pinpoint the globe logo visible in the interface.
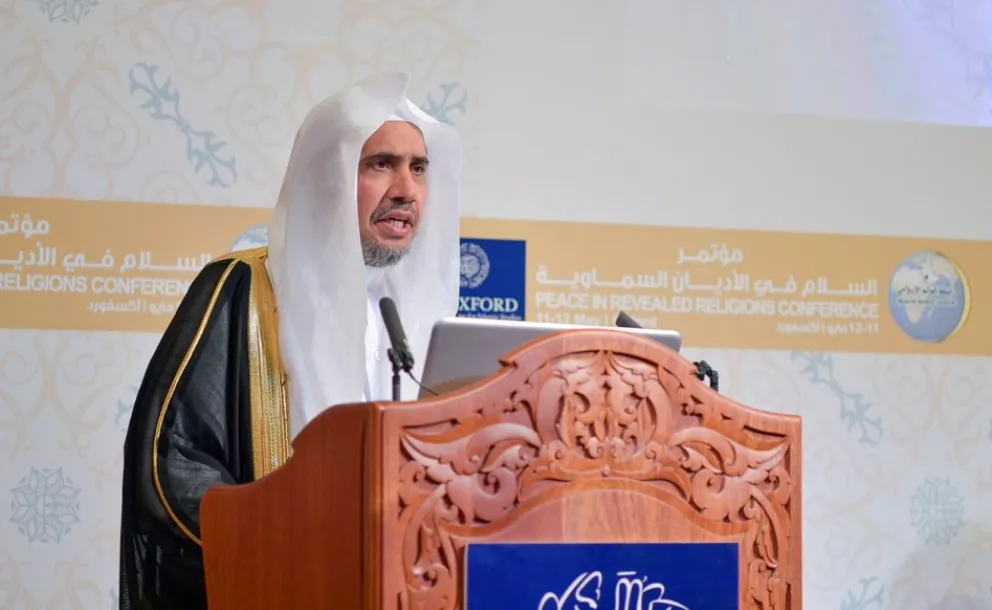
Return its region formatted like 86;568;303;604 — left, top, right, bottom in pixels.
230;224;269;252
460;241;490;289
888;251;971;343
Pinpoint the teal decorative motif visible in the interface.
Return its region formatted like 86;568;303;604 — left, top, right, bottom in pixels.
422;83;468;125
9;467;81;543
115;385;138;431
128;62;238;188
791;351;883;445
841;577;883;610
35;0;97;23
910;477;964;545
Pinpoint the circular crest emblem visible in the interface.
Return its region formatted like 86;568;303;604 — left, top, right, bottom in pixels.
460;241;490;289
888;251;970;343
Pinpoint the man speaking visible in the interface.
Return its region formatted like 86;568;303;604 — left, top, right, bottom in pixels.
117;72;462;610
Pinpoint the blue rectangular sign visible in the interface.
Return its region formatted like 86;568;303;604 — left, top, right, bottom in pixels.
465;542;738;610
458;237;526;321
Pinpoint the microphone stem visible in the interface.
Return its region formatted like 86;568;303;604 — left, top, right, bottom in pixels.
391;369;401;402
387;348;403;401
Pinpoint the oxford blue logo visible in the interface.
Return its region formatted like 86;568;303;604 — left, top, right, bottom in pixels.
458;237;526;321
464;542;739;610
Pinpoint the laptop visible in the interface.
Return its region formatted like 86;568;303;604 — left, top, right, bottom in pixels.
418;317;682;397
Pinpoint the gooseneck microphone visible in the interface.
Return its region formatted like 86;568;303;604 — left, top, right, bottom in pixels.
378;296;414;401
614;310;720;392
378;296;414;372
377;297;439;401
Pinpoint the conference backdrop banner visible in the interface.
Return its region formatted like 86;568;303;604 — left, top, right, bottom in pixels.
1;196;985;355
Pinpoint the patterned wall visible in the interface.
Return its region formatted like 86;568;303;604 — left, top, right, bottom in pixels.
708;350;992;610
1;0;474;205
2;1;991;609
1;1;476;607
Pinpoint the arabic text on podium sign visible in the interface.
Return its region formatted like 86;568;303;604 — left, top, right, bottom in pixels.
463;542;739;610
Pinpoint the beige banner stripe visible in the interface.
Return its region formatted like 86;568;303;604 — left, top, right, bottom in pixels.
1;197;986;355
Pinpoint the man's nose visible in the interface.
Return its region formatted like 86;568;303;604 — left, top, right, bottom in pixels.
388;168;417;201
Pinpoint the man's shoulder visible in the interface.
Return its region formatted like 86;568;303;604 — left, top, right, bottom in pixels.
200;247;271;279
186;246;272;296
209;246;269;267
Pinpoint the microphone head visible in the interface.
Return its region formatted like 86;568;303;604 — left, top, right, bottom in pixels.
378;296;399;320
378;296;412;361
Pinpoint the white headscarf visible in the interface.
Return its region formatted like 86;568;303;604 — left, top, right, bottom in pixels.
265;72;462;438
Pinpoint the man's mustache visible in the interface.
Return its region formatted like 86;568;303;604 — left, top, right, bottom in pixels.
371;199;418;225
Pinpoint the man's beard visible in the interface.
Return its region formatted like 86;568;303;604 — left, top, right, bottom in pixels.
362;238;409;267
363;199;418;267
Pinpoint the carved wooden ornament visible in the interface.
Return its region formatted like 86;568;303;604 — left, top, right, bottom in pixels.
379;329;802;610
201;329;802;610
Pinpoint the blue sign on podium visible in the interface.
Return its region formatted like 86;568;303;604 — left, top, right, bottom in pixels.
464;542;738;610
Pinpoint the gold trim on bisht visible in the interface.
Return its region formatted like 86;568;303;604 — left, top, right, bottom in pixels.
224;246;292;478
153;259;238;545
151;248;291;546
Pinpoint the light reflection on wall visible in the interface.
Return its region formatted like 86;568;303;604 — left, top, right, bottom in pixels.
625;0;992;128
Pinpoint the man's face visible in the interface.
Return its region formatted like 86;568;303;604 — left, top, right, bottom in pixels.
357;121;429;267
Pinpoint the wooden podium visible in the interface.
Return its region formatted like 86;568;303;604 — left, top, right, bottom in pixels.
200;328;802;610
